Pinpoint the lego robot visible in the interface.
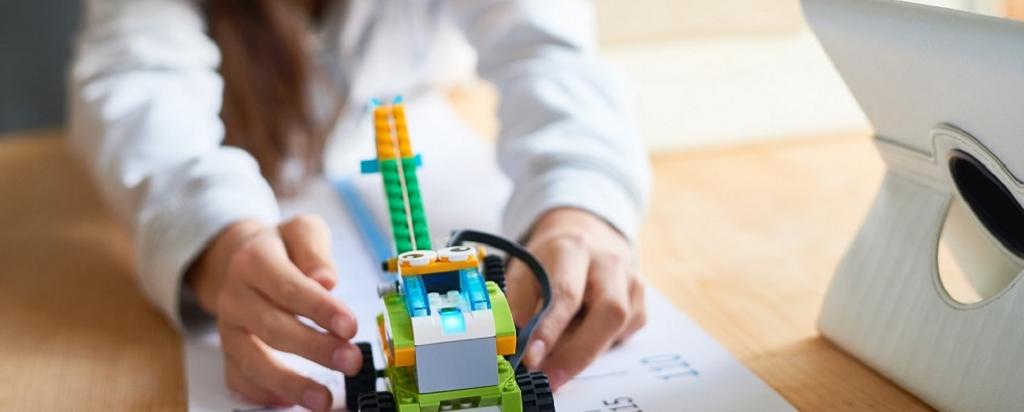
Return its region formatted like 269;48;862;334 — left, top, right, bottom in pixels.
345;97;556;412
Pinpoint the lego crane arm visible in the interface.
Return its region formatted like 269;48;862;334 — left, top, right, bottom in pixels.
361;97;432;254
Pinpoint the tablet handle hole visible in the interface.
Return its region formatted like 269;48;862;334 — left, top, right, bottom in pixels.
937;150;1024;304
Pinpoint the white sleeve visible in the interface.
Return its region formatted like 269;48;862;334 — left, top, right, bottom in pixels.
449;0;651;242
68;0;280;329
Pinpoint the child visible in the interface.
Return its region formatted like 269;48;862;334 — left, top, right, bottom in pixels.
70;1;649;410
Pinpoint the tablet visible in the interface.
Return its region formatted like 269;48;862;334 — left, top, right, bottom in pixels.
803;0;1024;179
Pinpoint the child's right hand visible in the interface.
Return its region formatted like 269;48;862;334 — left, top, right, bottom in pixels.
186;214;361;412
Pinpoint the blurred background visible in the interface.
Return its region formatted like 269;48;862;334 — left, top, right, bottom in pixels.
1;0;1022;150
0;0;80;135
592;0;1024;150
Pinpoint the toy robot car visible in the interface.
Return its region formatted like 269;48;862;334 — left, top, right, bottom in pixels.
344;98;556;412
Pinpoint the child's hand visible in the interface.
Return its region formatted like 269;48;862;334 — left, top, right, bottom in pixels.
187;215;361;412
506;208;646;391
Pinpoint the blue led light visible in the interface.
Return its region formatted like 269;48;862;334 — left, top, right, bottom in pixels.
440;307;466;335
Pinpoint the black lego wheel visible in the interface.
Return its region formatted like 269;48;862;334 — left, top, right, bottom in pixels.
356;391;396;412
483;254;507;293
344;342;377;411
517;371;555;412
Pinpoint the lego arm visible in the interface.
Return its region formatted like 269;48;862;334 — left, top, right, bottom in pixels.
449;0;651;242
68;0;280;329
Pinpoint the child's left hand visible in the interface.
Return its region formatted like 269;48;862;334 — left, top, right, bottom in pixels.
505;207;647;390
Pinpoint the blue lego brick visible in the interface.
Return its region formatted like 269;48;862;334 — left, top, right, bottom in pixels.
403;276;430;317
361;154;422;174
460;268;491;311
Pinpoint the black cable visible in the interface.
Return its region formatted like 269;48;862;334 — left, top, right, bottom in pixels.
447;229;552;371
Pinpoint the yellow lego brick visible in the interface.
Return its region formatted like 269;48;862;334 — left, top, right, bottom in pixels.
394;346;416;367
399;255;479;276
376;314;394;366
371;104;416;159
376;144;398;160
392;139;412;158
375;136;396;150
496;334;516;356
384;256;398;272
391;105;413;157
374;105;402;159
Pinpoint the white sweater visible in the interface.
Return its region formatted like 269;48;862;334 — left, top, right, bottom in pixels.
69;0;651;329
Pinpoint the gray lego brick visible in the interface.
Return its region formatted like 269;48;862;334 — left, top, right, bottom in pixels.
415;337;498;393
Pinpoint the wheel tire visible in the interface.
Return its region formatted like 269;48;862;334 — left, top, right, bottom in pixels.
344;342;376;411
356;391;397;412
517;371;556;412
483;254;507;293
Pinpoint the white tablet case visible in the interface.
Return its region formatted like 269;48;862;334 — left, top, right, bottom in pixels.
803;0;1024;410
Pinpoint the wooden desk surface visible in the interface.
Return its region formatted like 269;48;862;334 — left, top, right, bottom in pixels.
0;130;930;411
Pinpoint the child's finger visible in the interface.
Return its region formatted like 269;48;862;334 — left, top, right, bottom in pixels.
240;240;357;339
520;239;590;370
617;276;647;343
220;285;363;375
540;256;633;389
221;326;333;412
278;213;337;289
225;358;291;408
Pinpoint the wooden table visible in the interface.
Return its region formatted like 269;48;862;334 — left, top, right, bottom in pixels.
0;129;930;410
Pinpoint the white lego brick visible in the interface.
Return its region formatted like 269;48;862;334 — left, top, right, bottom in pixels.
411;307;496;345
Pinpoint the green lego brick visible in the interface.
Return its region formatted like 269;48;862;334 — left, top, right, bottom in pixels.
487;281;516;340
386;355;522;412
383;292;414;350
378;157;432;253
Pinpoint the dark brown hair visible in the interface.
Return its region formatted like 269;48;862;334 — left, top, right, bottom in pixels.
206;0;333;193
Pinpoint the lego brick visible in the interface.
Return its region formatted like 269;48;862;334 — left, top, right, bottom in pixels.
496;335;516;356
377;157;431;253
411;304;496;345
361;155;422;175
420;271;460;295
414;337;499;393
384;256;399;272
379;312;418;367
402;276;430;317
373;105;412;160
384;293;415;351
386;354;520;412
488;281;517;342
398;256;478;276
459;268;491;311
376;313;393;365
394;346;416;367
